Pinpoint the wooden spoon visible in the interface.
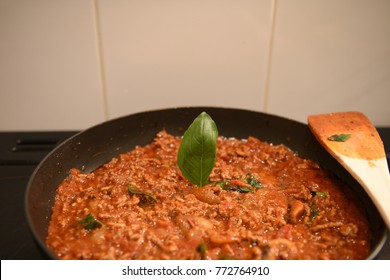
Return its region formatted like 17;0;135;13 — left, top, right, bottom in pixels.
308;111;390;229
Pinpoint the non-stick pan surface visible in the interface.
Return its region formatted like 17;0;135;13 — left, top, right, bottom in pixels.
25;107;387;259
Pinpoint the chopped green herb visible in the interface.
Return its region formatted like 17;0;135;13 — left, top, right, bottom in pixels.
328;134;351;142
310;205;320;221
217;179;255;193
196;241;208;260
245;173;263;189
215;179;228;188
128;184;157;206
177;112;218;187
311;191;328;198
216;174;263;193
78;213;102;231
233;186;255;193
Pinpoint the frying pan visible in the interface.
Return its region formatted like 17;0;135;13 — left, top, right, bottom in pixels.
25;107;387;259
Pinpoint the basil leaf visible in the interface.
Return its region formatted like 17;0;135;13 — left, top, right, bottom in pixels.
128;184;157;206
220;181;254;193
216;179;255;193
245;173;263;189
310;205;320;221
234;186;255;193
196;241;208;260
177;112;218;187
328;134;351;142
196;241;207;253
311;191;328;198
78;213;102;231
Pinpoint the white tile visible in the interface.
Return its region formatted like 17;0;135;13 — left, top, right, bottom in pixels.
97;0;272;119
0;0;105;131
266;0;390;126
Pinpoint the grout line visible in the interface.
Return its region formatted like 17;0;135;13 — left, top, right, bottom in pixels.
262;0;277;112
92;0;109;121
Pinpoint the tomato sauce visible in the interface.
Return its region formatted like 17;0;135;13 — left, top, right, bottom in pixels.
46;131;371;259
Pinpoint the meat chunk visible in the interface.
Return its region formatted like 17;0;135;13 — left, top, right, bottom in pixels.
288;199;307;224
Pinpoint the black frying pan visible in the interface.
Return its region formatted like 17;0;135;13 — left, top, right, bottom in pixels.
25;107;387;259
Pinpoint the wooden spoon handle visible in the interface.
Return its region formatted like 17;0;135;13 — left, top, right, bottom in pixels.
339;156;390;229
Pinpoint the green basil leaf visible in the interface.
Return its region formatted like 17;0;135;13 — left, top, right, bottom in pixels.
311;191;328;198
219;181;254;193
310;205;320;221
235;186;255;193
196;241;208;260
177;112;218;187
78;213;102;231
196;241;207;254
328;133;351;142
245;173;263;189
128;184;157;206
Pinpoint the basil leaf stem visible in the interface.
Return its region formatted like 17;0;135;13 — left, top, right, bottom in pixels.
177;112;218;187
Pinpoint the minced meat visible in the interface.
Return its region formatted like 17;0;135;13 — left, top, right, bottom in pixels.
46;131;371;259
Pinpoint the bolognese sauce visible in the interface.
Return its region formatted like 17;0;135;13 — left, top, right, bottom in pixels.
46;131;371;259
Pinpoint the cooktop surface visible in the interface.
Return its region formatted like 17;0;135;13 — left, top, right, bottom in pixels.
1;129;389;260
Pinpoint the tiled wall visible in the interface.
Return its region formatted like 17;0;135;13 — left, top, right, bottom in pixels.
1;0;389;131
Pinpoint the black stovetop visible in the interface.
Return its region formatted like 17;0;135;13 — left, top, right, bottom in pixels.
1;129;389;260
